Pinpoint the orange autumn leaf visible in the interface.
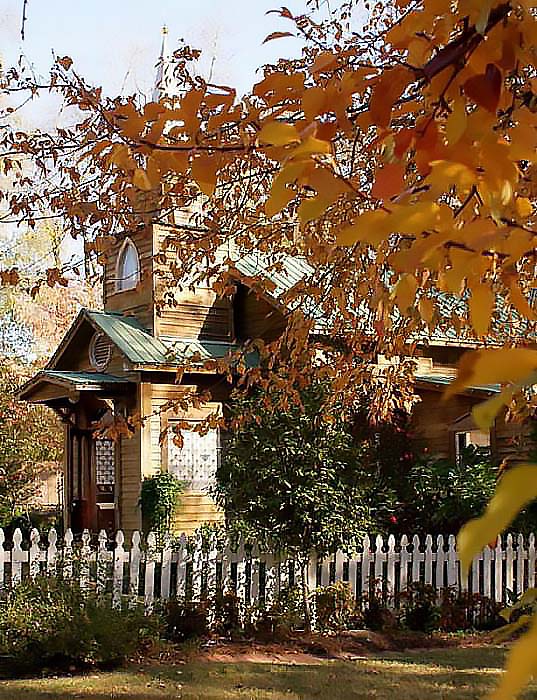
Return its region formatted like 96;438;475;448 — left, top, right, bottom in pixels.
369;66;412;129
463;63;502;113
371;162;406;201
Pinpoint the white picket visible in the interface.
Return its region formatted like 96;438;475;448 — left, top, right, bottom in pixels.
447;535;457;589
411;535;423;584
80;530;92;592
505;533;514;595
11;528;25;586
435;535;445;591
335;549;345;583
471;552;480;595
516;534;526;597
529;533;536;588
206;534;218;601
386;535;396;598
96;530;109;595
494;535;503;603
483;543;492;598
261;551;273;607
144;532;157;612
375;535;386;584
399;535;410;593
128;531;142;606
221;539;232;595
424;535;433;586
63;529;74;579
361;535;371;594
29;528;41;579
112;530;125;608
250;544;260;604
47;529;58;577
176;533;188;598
191;532;204;601
160;534;172;601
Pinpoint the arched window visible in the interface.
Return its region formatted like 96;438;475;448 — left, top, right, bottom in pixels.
115;238;140;292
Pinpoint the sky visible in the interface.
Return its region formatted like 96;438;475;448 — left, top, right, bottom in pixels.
1;0;320;128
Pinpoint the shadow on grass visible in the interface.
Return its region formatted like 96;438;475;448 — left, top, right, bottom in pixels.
0;648;520;700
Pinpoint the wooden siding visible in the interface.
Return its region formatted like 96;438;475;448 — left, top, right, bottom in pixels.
154;286;233;341
172;492;224;535
149;382;224;532
103;226;155;333
412;388;534;464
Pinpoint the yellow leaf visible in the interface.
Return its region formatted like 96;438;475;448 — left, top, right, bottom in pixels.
298;196;331;224
446;98;467;146
458;465;537;573
337;210;390;246
446;348;537;399
516;197;533;218
472;386;515;430
388;201;445;235
258;121;300;147
469;283;495;337
426;160;475;198
191;155;218;197
132;167;153;191
418;296;434;323
288;136;331;160
393;273;418;313
265;162;307;218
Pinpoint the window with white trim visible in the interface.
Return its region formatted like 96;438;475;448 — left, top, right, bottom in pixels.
168;423;220;491
115;238;140;291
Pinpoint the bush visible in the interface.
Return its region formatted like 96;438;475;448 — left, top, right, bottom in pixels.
163;598;209;642
0;576;159;674
439;589;504;632
361;585;397;631
315;581;361;632
400;583;440;632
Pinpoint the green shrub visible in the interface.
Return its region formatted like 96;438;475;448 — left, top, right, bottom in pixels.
0;576;159;674
315;581;361;632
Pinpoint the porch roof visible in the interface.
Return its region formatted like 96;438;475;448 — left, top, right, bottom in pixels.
19;370;132;402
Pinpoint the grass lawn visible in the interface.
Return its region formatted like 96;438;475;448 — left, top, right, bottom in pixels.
0;646;535;700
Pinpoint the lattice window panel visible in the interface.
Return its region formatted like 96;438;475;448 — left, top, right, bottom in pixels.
168;424;219;491
95;438;115;486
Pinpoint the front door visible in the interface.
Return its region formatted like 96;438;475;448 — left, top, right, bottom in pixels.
69;428;97;532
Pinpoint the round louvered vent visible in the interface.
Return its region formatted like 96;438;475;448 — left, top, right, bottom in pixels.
89;332;112;371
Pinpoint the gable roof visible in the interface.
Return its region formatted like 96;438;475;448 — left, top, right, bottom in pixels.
47;308;172;370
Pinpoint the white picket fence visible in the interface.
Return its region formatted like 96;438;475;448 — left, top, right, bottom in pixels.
0;528;535;613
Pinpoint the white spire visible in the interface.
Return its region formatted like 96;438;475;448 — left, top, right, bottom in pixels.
153;25;179;101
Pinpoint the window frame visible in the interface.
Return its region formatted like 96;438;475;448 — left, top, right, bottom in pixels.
114;237;140;292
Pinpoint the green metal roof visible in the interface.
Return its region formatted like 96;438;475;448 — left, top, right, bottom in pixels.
415;373;501;394
164;338;259;369
87;310;171;365
44;370;130;386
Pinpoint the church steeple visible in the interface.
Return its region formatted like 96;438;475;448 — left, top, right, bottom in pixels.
153;25;179;101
